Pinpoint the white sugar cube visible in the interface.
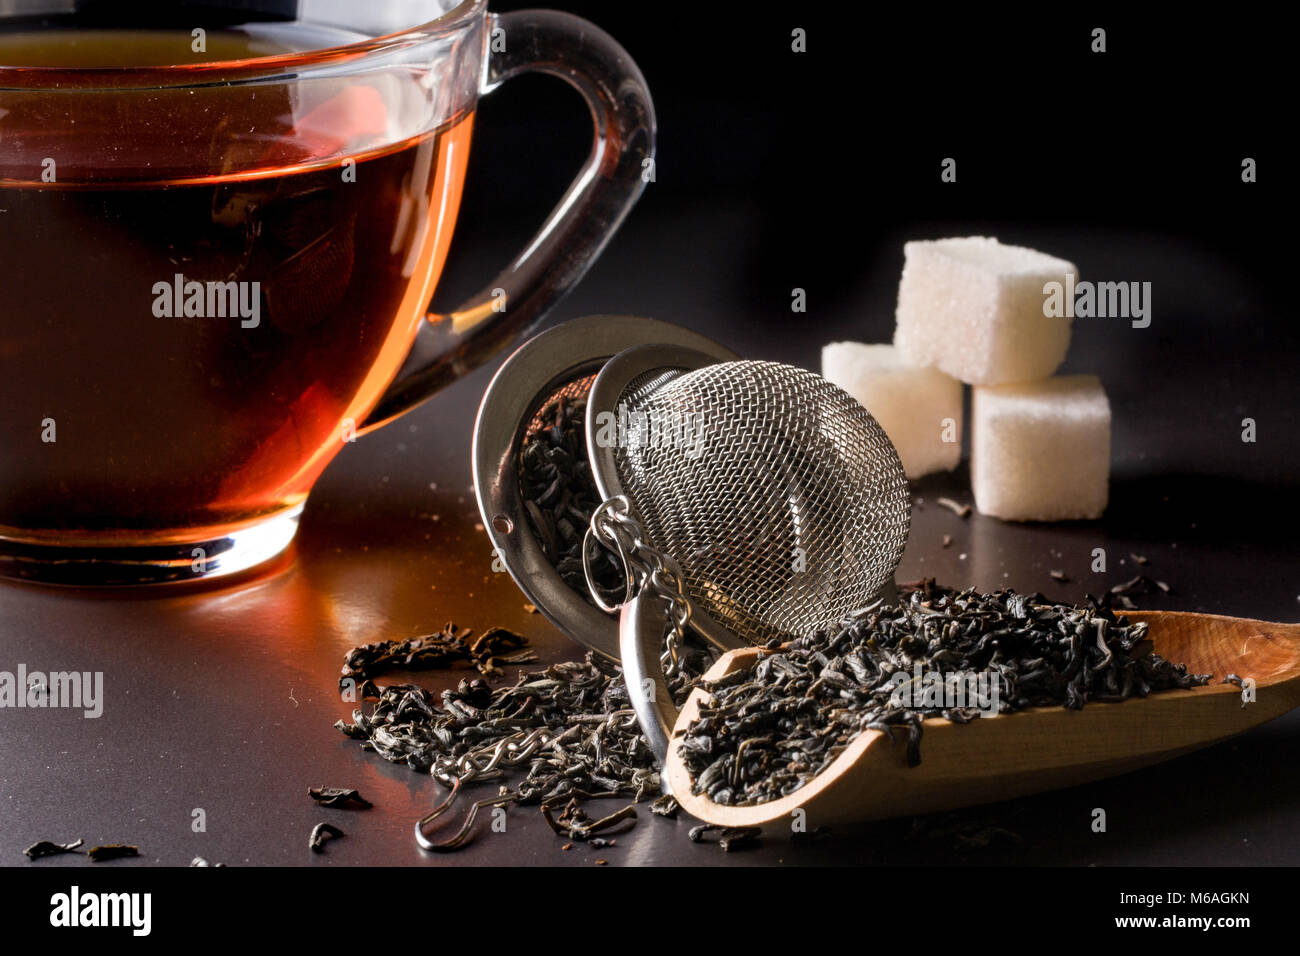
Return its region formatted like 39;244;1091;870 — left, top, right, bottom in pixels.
822;342;962;479
972;375;1111;521
894;236;1077;385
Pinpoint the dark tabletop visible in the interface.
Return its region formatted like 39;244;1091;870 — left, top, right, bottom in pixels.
2;194;1296;868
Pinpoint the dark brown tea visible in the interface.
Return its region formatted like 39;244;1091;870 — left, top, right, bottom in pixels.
0;27;473;545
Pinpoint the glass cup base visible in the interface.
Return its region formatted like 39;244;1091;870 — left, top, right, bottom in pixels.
0;505;303;586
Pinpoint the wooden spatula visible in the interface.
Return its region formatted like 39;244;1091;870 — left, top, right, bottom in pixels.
663;610;1300;829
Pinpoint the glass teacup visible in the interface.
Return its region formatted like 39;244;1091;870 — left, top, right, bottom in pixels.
0;1;653;584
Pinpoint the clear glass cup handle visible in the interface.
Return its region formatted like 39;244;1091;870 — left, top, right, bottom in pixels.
360;9;655;431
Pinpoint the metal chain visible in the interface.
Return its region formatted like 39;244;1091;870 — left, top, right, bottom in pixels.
427;726;554;790
582;495;691;679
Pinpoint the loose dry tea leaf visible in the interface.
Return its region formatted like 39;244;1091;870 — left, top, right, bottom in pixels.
23;838;83;860
339;623;534;688
1110;574;1172;598
88;844;139;862
649;794;680;818
542;799;637;841
1050;569;1069;582
519;390;626;606
679;580;1211;807
688;823;761;852
936;497;972;518
309;823;344;853
307;786;373;810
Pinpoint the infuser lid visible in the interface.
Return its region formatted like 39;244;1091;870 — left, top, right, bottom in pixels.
471;315;738;664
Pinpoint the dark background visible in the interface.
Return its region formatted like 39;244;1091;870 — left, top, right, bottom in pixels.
0;1;1295;887
452;2;1295;481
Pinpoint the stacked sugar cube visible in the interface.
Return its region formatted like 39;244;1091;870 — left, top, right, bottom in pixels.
821;343;962;479
971;375;1110;520
823;236;1111;521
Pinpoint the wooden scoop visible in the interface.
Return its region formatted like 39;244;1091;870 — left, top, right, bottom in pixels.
663;610;1300;829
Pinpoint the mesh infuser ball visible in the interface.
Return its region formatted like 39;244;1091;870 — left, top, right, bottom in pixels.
596;359;912;645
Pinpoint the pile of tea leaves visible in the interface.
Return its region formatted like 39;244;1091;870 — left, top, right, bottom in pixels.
335;632;708;849
518;389;626;607
679;579;1212;807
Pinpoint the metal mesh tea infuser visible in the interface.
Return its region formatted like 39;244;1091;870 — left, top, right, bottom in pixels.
581;350;911;761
